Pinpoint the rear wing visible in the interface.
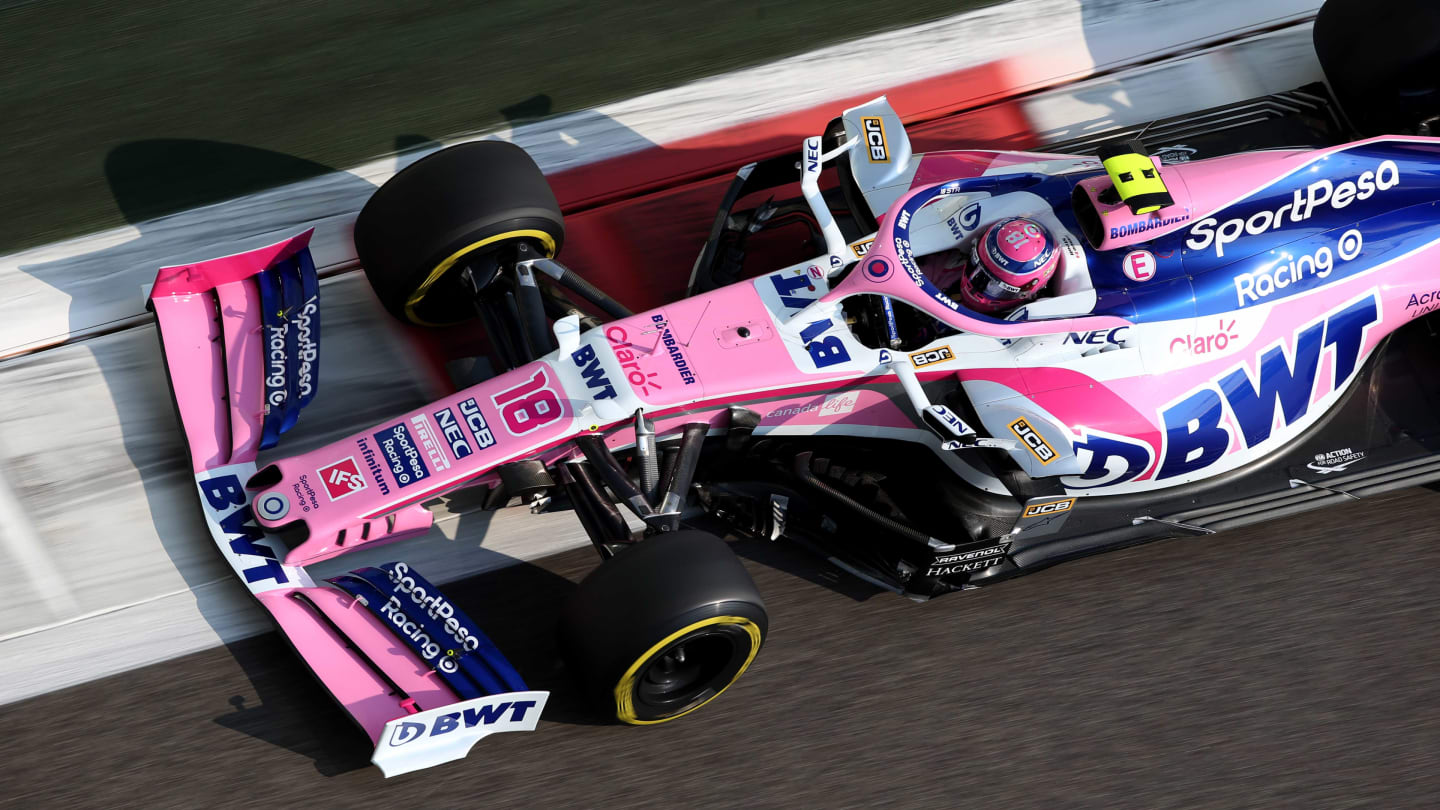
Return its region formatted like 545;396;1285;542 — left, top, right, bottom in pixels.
840;96;916;220
149;233;547;776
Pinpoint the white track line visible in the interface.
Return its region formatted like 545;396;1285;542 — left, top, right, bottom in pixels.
0;0;1321;360
0;20;1327;706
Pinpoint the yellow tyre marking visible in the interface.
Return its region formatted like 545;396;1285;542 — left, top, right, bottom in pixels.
402;229;556;325
614;615;763;725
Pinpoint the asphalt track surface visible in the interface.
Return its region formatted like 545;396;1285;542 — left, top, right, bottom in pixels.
5;488;1439;808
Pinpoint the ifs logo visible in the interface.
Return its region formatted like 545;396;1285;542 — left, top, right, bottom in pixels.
318;457;367;501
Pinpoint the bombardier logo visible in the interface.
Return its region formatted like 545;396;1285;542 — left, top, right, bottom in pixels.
1187;160;1400;257
862;116;888;163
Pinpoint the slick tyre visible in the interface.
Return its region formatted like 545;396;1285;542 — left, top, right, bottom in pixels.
1315;0;1440;135
354;141;565;326
558;531;768;725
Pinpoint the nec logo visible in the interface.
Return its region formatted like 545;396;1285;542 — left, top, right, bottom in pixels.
457;398;497;450
571;345;617;399
389;700;538;747
1063;327;1129;346
1009;418;1058;464
434;407;473;460
862;117;888;163
1022;498;1074;518
909;346;953;367
318;457;366;501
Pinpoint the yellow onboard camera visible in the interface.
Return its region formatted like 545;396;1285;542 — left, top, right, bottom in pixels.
1097;141;1174;215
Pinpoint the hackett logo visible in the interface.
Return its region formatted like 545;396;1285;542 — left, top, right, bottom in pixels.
318;456;367;501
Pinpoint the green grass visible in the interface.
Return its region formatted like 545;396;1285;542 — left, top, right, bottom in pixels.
0;0;1001;254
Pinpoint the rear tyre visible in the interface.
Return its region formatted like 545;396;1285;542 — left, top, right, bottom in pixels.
558;531;768;725
1315;0;1440;136
354;141;565;326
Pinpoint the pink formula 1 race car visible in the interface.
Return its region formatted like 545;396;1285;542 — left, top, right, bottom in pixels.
150;0;1440;776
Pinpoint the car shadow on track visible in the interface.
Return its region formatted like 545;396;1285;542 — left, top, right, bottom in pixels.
211;550;609;776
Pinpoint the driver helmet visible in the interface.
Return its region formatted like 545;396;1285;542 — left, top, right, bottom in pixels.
954;216;1061;314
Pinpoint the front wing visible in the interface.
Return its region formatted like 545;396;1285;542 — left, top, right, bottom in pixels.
149;232;547;776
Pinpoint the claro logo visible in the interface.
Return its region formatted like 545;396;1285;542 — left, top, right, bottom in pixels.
1186;160;1399;257
1171;319;1240;355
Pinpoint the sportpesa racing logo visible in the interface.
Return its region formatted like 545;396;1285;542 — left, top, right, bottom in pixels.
1187;160;1400;257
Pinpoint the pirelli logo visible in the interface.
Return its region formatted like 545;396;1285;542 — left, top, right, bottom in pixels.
1022;498;1075;519
862;116;889;163
1009;418;1058;464
850;237;874;258
909;346;953;367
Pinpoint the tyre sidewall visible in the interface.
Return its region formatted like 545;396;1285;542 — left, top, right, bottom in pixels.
558;531;768;724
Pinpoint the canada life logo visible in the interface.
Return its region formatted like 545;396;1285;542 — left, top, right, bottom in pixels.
318;456;367;501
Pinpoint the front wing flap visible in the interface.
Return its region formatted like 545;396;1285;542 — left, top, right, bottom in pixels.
151;233;547;776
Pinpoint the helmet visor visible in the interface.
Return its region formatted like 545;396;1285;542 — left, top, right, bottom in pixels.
965;244;1035;303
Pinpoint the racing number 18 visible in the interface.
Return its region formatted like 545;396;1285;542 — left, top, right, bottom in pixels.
492;368;563;436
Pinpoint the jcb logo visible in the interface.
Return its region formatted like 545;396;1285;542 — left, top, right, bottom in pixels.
909;346;953;367
1009;418;1058;464
1022;498;1075;518
862;117;888;163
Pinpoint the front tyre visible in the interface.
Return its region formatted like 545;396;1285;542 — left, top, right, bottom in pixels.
558;530;768;724
353;141;565;327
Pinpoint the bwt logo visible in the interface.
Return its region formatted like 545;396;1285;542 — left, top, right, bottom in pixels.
948;202;982;240
862;116;888;162
389;701;539;747
571;344;617;399
1067;293;1380;488
199;474;289;585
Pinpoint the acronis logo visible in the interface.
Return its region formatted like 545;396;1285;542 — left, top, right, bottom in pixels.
1065;292;1380;489
389;700;538;747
